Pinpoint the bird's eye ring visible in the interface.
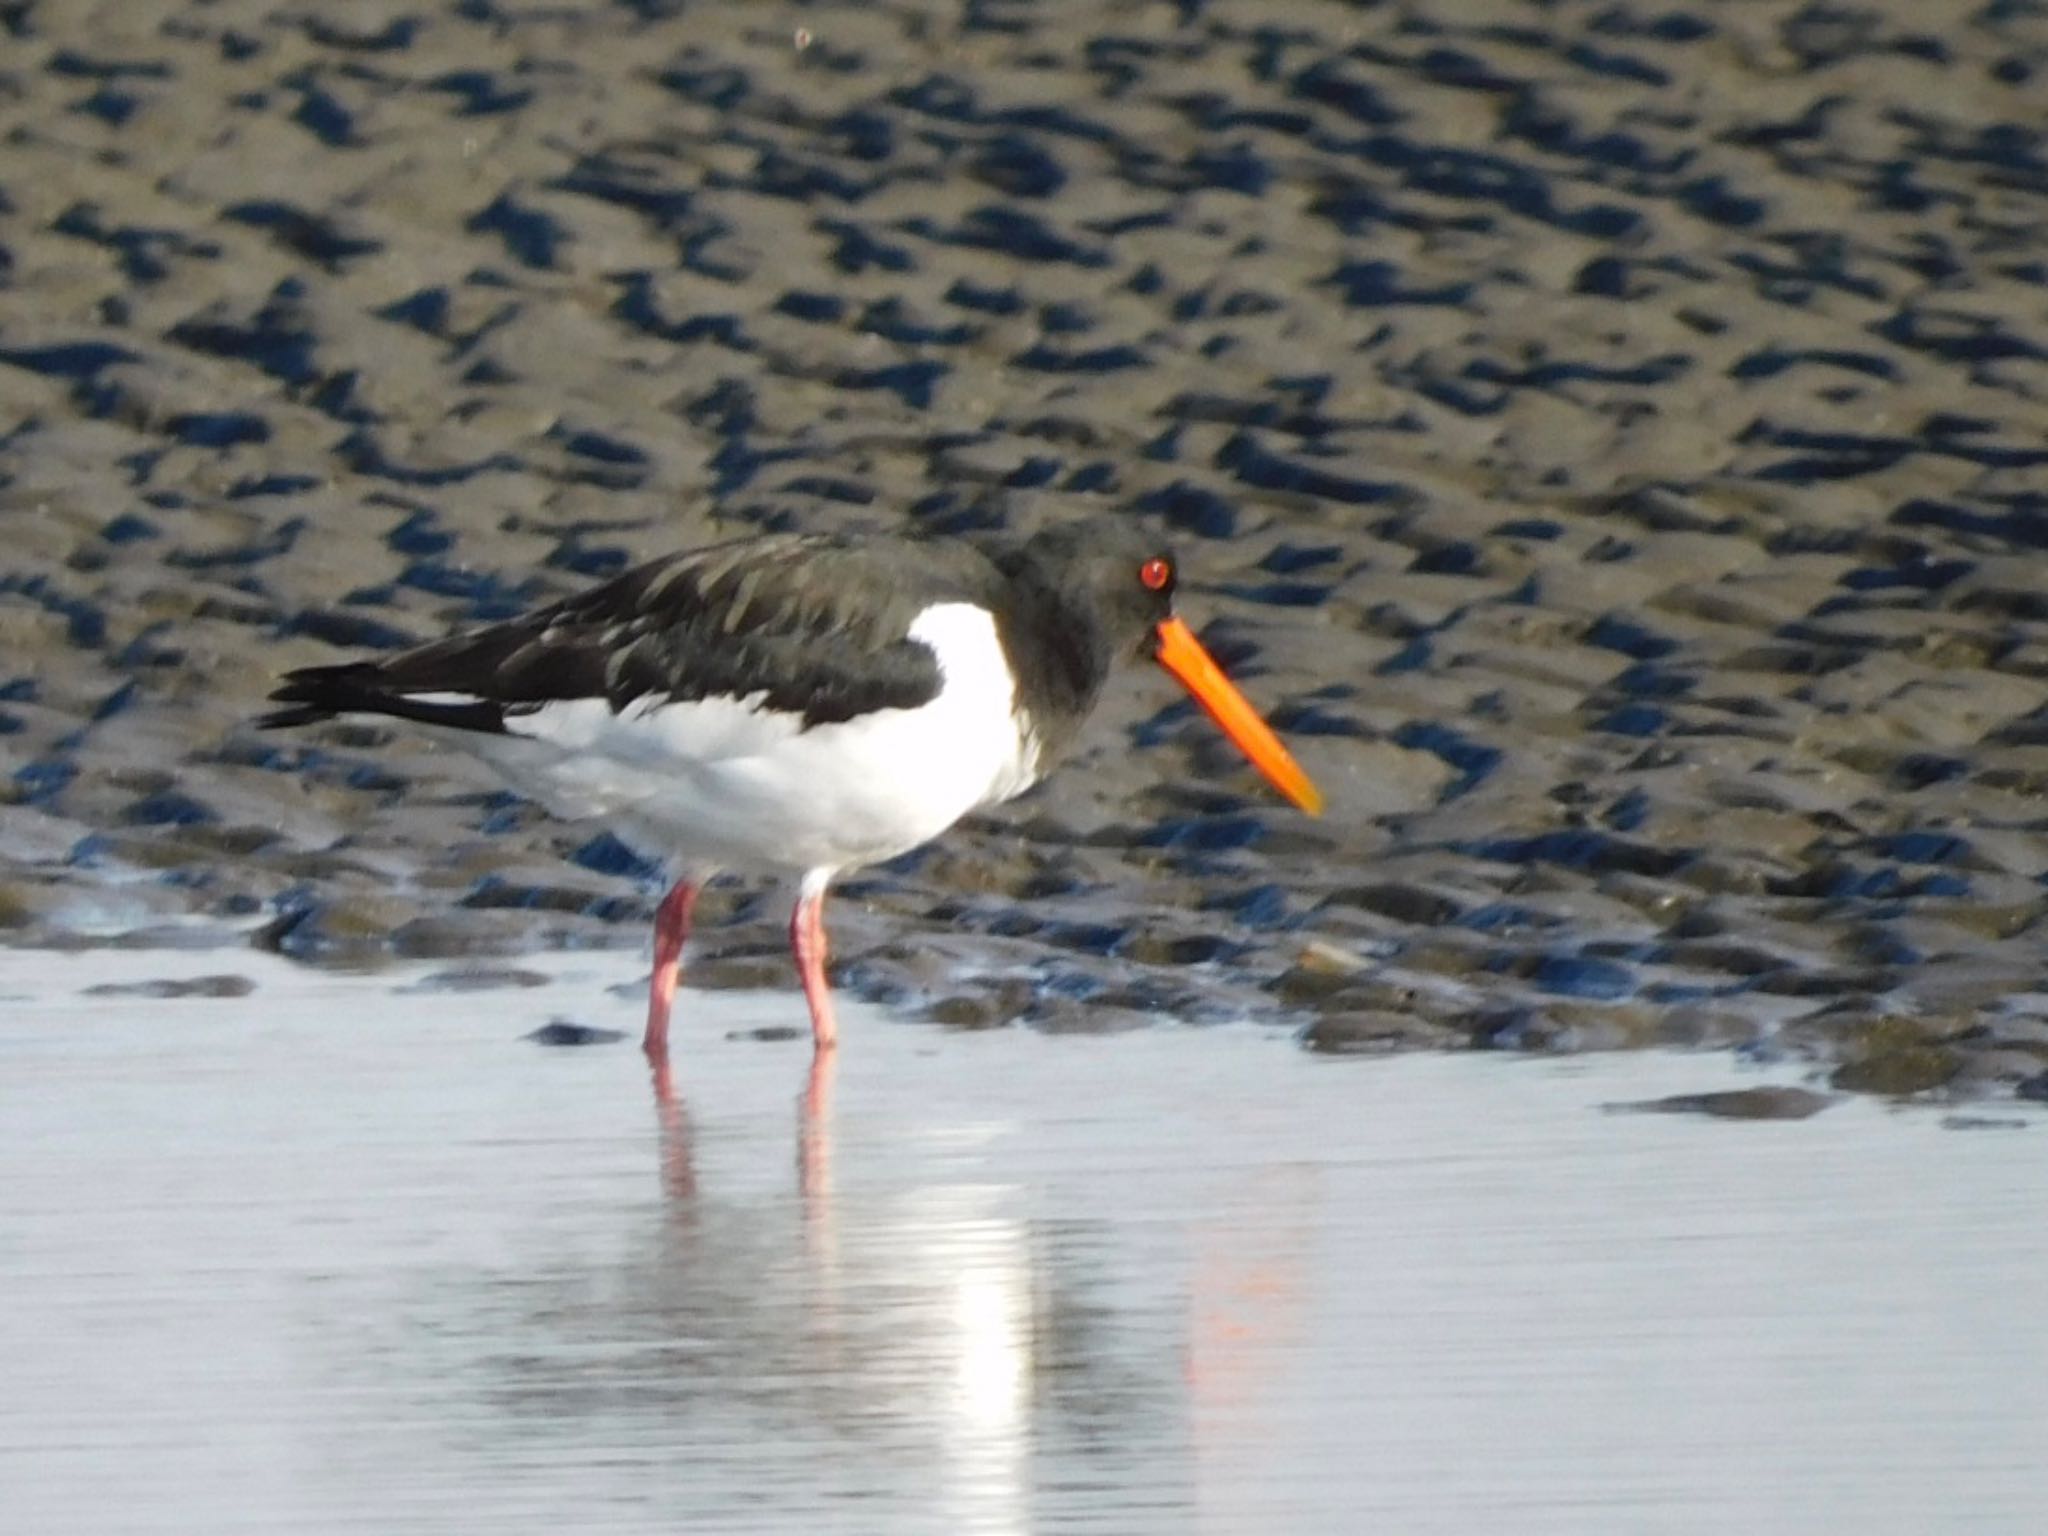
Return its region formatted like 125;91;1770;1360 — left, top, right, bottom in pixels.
1138;557;1172;591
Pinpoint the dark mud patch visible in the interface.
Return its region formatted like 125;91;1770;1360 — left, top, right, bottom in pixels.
726;1025;806;1044
1606;1086;1837;1122
525;1019;625;1048
402;965;552;994
82;974;257;1000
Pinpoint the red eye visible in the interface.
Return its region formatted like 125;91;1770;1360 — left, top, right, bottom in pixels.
1139;557;1172;591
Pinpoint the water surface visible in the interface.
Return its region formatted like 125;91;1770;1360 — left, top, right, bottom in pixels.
4;950;2043;1534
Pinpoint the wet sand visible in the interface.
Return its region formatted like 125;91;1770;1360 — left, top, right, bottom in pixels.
5;948;2045;1533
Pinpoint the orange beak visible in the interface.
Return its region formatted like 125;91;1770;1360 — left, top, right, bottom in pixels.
1152;617;1324;816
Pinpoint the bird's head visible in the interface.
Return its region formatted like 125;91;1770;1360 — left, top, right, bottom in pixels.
1018;523;1323;816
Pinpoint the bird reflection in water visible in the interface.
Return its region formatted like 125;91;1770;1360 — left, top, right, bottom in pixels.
647;1048;838;1211
632;1043;1046;1525
450;1035;1197;1533
647;1054;696;1201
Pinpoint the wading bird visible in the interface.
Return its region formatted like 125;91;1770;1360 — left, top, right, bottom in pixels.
263;522;1322;1064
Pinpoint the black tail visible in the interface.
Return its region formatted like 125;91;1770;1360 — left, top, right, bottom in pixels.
258;663;507;734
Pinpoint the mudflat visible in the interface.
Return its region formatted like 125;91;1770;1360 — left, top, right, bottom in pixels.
2;2;2048;1096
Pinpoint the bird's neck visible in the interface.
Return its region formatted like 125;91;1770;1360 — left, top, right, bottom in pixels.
989;576;1116;774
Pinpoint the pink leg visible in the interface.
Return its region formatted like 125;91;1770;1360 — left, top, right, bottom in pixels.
789;874;839;1054
643;879;701;1063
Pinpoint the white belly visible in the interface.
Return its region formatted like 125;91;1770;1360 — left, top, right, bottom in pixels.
452;603;1040;876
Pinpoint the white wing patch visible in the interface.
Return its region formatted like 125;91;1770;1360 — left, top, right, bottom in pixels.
504;690;801;764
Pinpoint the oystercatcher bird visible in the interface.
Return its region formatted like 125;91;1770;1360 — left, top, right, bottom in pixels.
261;521;1321;1062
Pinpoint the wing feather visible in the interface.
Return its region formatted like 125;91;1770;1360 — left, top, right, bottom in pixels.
262;532;1000;735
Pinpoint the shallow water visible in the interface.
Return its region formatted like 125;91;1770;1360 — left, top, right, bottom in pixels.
4;950;2043;1534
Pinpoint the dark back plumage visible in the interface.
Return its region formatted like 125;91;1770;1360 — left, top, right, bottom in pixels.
264;533;999;733
262;523;1180;768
